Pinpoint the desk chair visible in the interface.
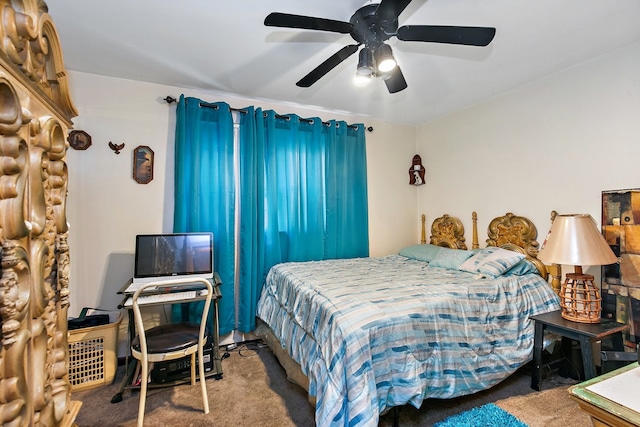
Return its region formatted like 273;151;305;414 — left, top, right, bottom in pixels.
131;278;213;427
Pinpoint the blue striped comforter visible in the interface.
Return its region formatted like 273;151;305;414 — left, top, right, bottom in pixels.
256;255;560;427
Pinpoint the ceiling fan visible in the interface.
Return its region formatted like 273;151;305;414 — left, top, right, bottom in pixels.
264;0;496;93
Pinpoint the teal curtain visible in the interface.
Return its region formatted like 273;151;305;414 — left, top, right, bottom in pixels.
236;106;265;333
324;119;369;258
235;111;368;331
262;112;326;263
173;95;235;335
172;96;368;334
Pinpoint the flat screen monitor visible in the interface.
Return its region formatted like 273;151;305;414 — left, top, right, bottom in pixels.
133;232;213;284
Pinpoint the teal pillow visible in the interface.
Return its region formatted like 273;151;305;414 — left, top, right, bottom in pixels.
429;248;474;270
503;259;539;276
399;244;442;262
459;247;525;278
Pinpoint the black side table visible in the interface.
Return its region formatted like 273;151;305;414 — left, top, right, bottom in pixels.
530;310;629;391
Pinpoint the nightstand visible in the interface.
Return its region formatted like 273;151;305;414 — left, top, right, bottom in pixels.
530;310;629;391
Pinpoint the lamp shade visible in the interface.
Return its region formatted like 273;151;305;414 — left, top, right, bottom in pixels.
375;43;396;73
537;214;617;266
356;48;374;76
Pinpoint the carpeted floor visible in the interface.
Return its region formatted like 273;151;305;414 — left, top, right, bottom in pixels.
71;341;592;426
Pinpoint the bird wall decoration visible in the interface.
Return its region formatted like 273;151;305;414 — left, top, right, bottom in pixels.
108;141;125;154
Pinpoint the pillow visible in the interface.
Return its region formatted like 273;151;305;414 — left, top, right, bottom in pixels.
459;247;525;278
503;259;539;276
429;248;474;270
399;244;443;262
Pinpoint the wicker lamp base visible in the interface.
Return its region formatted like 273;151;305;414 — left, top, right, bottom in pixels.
559;273;601;323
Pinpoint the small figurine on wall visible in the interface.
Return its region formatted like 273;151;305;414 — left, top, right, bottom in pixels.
108;141;125;154
409;155;425;186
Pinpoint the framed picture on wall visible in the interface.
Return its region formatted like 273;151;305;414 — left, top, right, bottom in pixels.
601;188;640;344
68;130;92;150
133;145;154;184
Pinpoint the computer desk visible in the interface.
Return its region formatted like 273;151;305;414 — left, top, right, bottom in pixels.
110;274;223;404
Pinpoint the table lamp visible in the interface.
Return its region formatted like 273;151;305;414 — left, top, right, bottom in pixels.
537;214;618;323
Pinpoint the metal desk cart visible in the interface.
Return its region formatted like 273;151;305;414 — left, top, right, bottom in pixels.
111;274;223;404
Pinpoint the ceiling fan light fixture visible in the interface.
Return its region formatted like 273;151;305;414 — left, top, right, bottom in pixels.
353;72;372;87
377;70;392;81
375;43;396;73
265;4;497;94
356;47;375;75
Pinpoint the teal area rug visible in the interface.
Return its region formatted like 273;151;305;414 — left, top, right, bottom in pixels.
434;403;529;427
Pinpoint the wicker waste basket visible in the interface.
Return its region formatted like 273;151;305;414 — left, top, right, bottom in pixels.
68;309;121;392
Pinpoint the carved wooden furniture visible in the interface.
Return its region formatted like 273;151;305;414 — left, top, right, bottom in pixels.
423;211;561;289
0;1;79;425
429;213;468;249
487;211;551;283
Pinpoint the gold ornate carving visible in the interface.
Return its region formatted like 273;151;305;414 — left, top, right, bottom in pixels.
486;212;548;278
423;211;560;291
471;211;479;249
430;214;467;249
0;240;30;427
487;212;536;250
1;1;77;425
546;210;561;295
0;1;77;123
0;134;30;239
0;78;23;133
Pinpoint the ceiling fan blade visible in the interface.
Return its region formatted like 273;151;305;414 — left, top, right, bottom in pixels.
265;12;352;33
397;25;496;46
375;0;413;21
383;66;408;94
296;44;360;88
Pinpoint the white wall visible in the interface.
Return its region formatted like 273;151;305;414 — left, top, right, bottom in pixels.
65;40;639;355
417;41;640;277
65;72;418;317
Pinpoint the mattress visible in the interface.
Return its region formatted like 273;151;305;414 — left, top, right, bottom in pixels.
256;254;560;427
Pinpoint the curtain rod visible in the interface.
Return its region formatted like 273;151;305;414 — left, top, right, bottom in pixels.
163;95;373;132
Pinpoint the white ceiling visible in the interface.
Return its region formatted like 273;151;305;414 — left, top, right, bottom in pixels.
44;0;640;127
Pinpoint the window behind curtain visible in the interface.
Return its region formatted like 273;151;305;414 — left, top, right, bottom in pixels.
174;98;368;335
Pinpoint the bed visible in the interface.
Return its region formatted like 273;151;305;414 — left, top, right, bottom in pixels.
255;212;561;427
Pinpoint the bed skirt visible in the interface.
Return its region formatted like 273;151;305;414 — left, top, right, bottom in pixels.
255;319;316;406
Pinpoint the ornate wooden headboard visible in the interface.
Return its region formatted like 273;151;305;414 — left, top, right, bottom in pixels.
429;214;468;249
485;211;561;293
1;1;79;425
421;211;562;294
